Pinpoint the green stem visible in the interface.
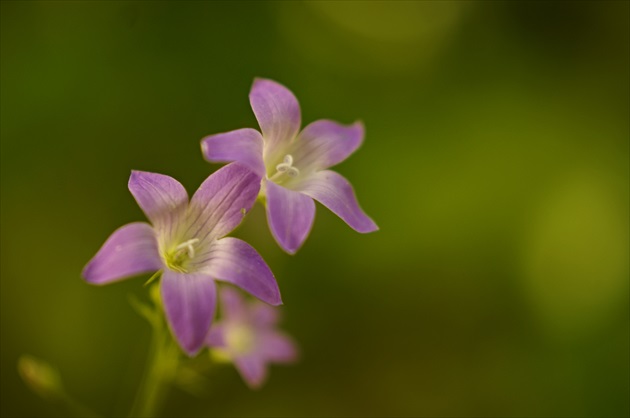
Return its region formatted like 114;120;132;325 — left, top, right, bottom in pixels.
130;299;179;417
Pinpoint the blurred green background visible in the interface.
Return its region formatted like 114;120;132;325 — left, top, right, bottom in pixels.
1;1;628;416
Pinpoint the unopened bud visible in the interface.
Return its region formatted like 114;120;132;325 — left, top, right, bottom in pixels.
18;355;64;401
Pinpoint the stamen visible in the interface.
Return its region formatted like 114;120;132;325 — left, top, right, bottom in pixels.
271;154;299;181
174;238;200;259
165;238;201;273
286;167;299;177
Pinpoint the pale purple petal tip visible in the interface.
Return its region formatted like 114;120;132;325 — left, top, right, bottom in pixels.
251;303;280;327
206;238;282;306
265;180;316;254
250;78;301;153
161;271;217;356
295;120;364;170
201;128;266;177
235;355;268;389
219;285;249;319
298;170;378;233
128;171;188;226
190;163;261;239
82;222;162;285
259;331;299;364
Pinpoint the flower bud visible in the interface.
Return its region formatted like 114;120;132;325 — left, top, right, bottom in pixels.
17;355;64;401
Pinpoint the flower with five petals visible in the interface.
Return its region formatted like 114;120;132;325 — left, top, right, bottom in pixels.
82;163;281;356
201;78;378;254
206;286;298;389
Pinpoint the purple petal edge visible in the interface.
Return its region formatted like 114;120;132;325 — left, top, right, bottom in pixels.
206;238;281;306
298;170;378;233
189;163;261;240
234;355;268;389
128;171;188;226
201;128;266;177
250;78;301;157
294;120;364;170
259;331;299;364
82;222;162;285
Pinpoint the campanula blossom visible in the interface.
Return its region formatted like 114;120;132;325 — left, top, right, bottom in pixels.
206;287;298;389
82;163;281;356
201;78;378;254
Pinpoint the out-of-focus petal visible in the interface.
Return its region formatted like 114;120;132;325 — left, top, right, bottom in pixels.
250;303;280;327
205;324;226;348
203;238;281;306
258;331;298;363
161;271;216;356
128;171;188;226
82;222;162;285
218;286;248;321
201;128;266;177
249;78;301;160
234;355;267;389
297;170;378;233
293;120;364;172
189;163;261;241
265;180;315;254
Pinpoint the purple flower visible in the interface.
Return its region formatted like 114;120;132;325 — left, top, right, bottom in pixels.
201;78;378;254
206;286;298;389
82;163;281;356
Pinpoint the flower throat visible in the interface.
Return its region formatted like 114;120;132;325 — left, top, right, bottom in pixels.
164;238;199;273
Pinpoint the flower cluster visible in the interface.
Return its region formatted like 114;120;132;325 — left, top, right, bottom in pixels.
83;79;377;388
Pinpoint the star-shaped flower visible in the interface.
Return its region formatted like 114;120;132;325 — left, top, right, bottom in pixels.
82;163;281;356
201;78;378;254
206;286;298;389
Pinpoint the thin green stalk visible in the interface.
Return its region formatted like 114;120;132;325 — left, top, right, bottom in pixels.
143;271;162;287
60;392;101;418
131;330;166;417
129;290;180;417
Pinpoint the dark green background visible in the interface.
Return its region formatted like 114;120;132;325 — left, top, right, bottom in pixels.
1;1;628;416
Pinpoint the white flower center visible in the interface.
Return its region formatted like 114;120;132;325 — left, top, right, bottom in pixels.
270;154;299;182
174;238;199;259
226;324;255;355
